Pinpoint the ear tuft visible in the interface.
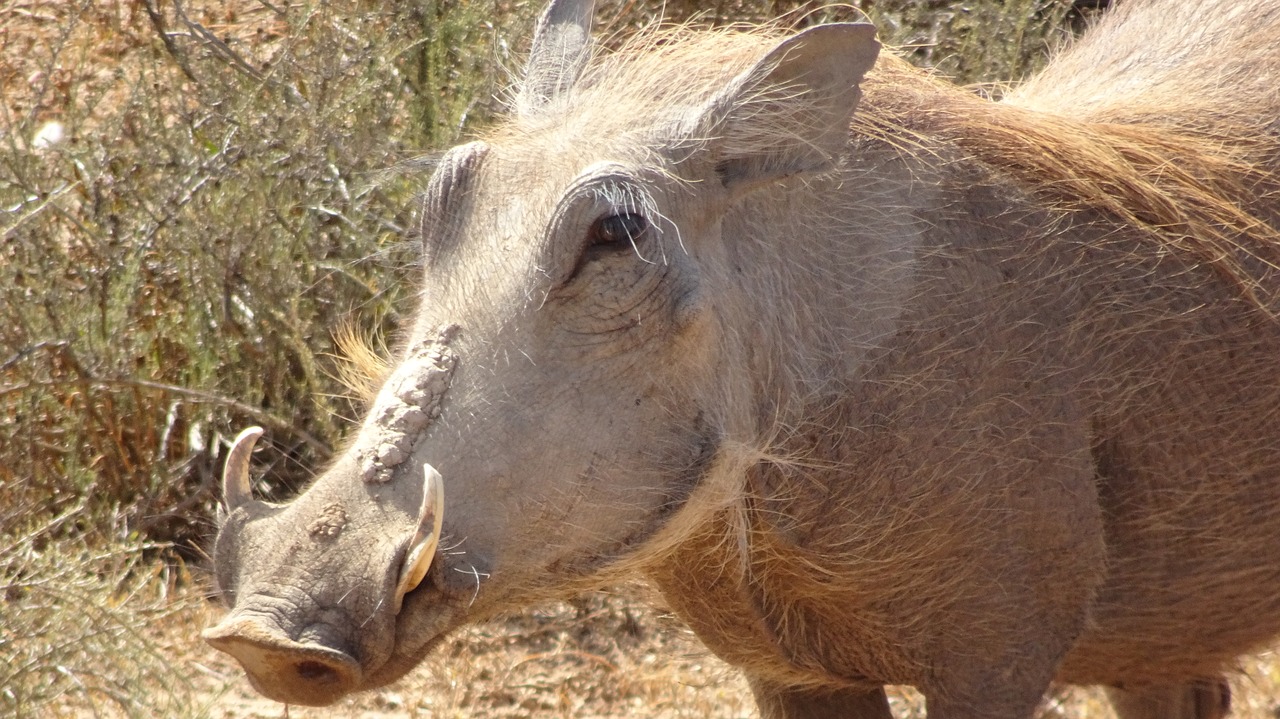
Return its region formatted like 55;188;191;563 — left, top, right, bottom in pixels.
703;23;881;191
518;0;597;116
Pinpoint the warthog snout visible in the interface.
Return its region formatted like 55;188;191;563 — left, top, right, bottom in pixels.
205;425;449;702
203;615;361;706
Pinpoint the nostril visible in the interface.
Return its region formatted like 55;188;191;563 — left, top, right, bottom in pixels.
295;660;338;682
204;615;364;704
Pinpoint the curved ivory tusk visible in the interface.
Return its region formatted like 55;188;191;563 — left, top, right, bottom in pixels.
394;464;444;613
222;427;264;511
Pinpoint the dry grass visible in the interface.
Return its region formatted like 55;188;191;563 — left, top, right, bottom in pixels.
187;586;762;719
0;508;208;718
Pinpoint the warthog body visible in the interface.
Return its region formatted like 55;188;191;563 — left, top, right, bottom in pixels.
205;0;1280;716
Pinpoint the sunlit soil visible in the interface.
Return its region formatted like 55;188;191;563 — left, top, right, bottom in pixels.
179;585;1280;719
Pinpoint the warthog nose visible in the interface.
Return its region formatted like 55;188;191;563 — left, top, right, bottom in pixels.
295;659;339;681
203;616;362;706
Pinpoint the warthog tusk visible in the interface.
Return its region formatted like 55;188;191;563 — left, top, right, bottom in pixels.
394;464;444;613
223;427;264;511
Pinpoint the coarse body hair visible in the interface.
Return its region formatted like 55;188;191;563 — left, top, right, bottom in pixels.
344;0;1280;711
501;0;1280;705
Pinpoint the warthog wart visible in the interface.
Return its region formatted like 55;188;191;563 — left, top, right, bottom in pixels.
204;0;1280;716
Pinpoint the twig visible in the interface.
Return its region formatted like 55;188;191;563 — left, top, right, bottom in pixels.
0;182;81;242
141;0;199;84
0;339;69;374
510;650;620;673
255;0;286;17
171;0;309;107
0;376;330;456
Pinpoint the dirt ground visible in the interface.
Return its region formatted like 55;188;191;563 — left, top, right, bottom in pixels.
184;584;1280;719
187;586;764;719
186;585;950;719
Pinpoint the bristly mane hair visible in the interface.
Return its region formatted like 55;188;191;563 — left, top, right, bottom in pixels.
343;6;1280;397
498;13;1280;312
858;54;1280;313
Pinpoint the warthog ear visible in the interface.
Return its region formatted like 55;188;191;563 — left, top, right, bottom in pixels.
420;141;489;262
517;0;596;116
695;23;881;191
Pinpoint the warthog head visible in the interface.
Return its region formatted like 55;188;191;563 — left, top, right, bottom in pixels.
205;0;881;705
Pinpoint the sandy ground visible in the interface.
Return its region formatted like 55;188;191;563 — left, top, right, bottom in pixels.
182;584;1280;719
186;585;938;719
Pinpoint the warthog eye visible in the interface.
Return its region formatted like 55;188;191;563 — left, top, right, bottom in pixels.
590;213;648;247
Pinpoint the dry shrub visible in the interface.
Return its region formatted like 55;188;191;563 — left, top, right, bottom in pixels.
606;0;1103;87
0;0;1100;559
0;0;524;551
0;507;205;718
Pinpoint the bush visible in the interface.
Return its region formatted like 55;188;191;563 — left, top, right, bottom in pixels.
0;0;1094;554
0;0;528;553
0;508;203;718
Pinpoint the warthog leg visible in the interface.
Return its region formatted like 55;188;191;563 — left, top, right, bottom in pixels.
1106;678;1231;719
748;679;893;719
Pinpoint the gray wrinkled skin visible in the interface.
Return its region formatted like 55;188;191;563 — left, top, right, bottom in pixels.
356;326;457;484
204;326;460;705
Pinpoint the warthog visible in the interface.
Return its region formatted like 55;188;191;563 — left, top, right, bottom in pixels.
203;0;1280;716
